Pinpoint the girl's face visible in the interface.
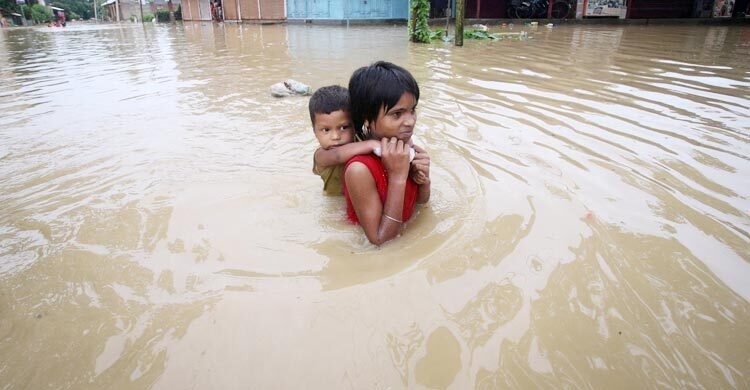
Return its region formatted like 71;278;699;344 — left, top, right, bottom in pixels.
370;92;417;142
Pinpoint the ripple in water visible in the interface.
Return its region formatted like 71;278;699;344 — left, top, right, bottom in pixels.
0;22;749;389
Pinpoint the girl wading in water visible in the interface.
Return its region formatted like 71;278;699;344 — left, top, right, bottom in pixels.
343;61;431;245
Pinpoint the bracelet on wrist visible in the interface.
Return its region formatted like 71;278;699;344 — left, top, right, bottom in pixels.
383;214;403;224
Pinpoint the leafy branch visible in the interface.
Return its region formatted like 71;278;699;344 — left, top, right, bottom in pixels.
408;0;431;43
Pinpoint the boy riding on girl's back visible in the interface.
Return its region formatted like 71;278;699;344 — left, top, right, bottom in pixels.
310;85;380;195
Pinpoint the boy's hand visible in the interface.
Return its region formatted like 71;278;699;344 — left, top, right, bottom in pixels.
410;144;430;184
367;139;381;153
411;170;430;185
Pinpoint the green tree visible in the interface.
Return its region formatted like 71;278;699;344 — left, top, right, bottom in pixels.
409;0;431;43
49;0;94;19
0;0;20;15
30;3;53;23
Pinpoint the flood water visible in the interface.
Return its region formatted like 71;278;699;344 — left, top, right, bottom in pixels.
1;21;749;388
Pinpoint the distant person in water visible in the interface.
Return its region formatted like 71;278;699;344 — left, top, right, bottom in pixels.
343;61;431;245
309;85;381;195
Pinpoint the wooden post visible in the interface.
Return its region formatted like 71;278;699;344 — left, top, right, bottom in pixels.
625;0;632;19
445;5;450;35
455;0;464;46
168;0;175;21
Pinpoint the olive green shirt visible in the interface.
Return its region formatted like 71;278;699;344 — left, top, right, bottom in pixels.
313;158;344;195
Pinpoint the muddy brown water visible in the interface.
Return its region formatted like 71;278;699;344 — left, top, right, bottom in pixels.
1;22;749;389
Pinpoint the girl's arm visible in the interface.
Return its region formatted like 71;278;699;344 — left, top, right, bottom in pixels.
345;138;411;245
314;140;381;170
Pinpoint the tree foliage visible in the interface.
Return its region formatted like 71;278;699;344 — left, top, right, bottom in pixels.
1;0;93;21
30;3;53;22
49;0;95;19
408;0;431;43
156;9;170;21
0;0;20;15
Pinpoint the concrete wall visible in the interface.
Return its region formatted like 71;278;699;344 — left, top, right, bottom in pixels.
287;0;408;20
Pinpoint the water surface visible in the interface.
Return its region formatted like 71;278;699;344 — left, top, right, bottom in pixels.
1;22;749;388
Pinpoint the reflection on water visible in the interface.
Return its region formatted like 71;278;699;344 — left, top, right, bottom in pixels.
1;22;749;388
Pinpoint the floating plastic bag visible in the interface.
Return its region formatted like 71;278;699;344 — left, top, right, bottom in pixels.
270;79;312;97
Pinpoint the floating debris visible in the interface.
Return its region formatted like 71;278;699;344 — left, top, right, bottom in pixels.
463;30;530;40
269;80;312;97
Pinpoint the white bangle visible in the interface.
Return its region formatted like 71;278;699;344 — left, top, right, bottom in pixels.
383;214;403;224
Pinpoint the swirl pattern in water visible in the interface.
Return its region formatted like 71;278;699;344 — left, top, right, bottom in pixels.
0;22;749;389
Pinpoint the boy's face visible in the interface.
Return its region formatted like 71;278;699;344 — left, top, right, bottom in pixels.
313;110;354;150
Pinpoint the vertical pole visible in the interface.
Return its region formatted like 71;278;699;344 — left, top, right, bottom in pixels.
139;0;144;22
625;0;632;18
115;0;120;21
93;0;98;21
548;0;552;18
455;0;464;46
445;5;450;35
168;0;175;21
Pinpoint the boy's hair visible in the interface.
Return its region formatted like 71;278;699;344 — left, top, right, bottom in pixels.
308;85;350;126
348;61;420;140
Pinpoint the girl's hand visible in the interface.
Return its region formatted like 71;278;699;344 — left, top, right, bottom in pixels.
381;137;410;181
410;144;430;182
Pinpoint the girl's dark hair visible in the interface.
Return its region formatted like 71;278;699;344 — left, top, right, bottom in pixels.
348;61;420;139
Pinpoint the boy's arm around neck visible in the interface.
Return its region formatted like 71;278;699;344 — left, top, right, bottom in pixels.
314;140;380;169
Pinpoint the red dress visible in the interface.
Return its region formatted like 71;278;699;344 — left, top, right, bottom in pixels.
343;154;418;224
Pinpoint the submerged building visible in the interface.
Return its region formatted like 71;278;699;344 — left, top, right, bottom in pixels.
448;0;747;19
101;0;182;21
180;0;285;20
178;0;748;21
180;0;406;21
